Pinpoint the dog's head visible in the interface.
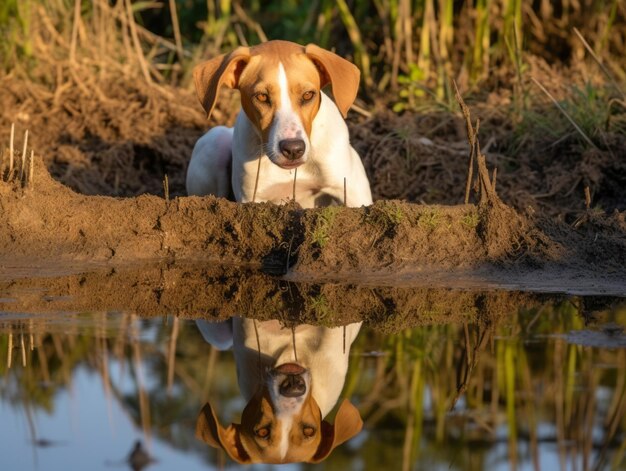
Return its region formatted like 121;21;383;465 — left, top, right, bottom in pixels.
196;362;363;463
193;40;360;170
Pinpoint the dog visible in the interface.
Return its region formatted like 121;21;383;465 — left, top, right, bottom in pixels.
195;318;363;464
186;40;373;208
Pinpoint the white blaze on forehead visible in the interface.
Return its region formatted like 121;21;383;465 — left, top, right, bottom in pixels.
273;62;303;141
278;415;293;460
277;62;293;114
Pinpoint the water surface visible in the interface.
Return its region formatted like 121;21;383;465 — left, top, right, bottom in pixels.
1;288;625;470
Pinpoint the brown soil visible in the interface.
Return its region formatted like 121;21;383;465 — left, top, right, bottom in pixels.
1;155;625;297
1;63;625;298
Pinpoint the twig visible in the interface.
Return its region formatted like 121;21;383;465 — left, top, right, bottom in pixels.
168;0;184;64
232;1;268;43
573;27;625;100
69;0;82;64
19;130;29;182
292;168;297;202
252;155;262;203
163;174;169;203
453;80;476;204
124;0;153;84
350;103;372;118
531;76;598;150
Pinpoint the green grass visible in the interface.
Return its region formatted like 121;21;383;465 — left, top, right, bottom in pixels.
461;211;480;229
418;209;441;230
2;0;623;100
309;206;341;248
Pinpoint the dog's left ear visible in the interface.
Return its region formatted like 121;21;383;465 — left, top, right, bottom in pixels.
309;399;363;463
305;44;360;118
195;402;251;464
193;47;251;120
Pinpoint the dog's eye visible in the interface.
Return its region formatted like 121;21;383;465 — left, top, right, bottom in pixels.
302;91;315;102
255;426;271;440
303;426;316;438
255;93;269;104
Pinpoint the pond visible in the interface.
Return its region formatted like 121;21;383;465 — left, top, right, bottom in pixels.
1;270;625;470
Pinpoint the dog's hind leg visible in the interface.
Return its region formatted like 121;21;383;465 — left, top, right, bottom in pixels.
186;126;234;198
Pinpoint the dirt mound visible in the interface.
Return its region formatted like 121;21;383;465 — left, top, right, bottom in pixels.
1;154;625;296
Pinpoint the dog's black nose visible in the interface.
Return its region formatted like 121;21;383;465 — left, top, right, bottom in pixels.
279;374;306;397
279;139;305;160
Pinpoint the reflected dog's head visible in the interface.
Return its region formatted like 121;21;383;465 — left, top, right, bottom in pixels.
193;40;360;170
196;362;362;464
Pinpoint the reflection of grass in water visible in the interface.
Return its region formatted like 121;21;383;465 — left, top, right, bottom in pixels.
2;297;626;469
352;298;626;469
308;294;335;324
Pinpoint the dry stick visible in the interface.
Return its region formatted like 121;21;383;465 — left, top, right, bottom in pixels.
252;155;262;202
573;27;626;100
232;1;268;43
7;333;13;369
453;80;476;204
292;168;298;202
584;186;592;210
166;316;179;395
291;327;298;362
531;77;598;150
20;334;26;367
454;84;500;203
124;0;153;84
163;174;170;203
19;130;29;183
69;0;81;64
492;167;497;192
168;0;184;65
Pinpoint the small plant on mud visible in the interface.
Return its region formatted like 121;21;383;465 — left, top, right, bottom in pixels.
310;206;340;248
309;294;331;321
461;211;480;229
418;209;441;230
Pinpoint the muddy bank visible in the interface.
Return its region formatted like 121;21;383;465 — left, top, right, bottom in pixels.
1;158;625;294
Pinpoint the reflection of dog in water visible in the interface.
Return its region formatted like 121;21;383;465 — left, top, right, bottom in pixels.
195;318;363;464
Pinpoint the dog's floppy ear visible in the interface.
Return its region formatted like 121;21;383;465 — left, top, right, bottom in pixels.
193;47;251;119
305;44;360;118
195;402;251;464
309;399;363;463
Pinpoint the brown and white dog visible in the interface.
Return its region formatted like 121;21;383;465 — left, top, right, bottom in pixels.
186;40;372;208
195;318;363;464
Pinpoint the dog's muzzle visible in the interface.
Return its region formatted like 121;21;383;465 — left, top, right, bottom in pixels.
273;363;308;398
279;139;305;160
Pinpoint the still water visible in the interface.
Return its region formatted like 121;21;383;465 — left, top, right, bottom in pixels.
1;290;625;470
